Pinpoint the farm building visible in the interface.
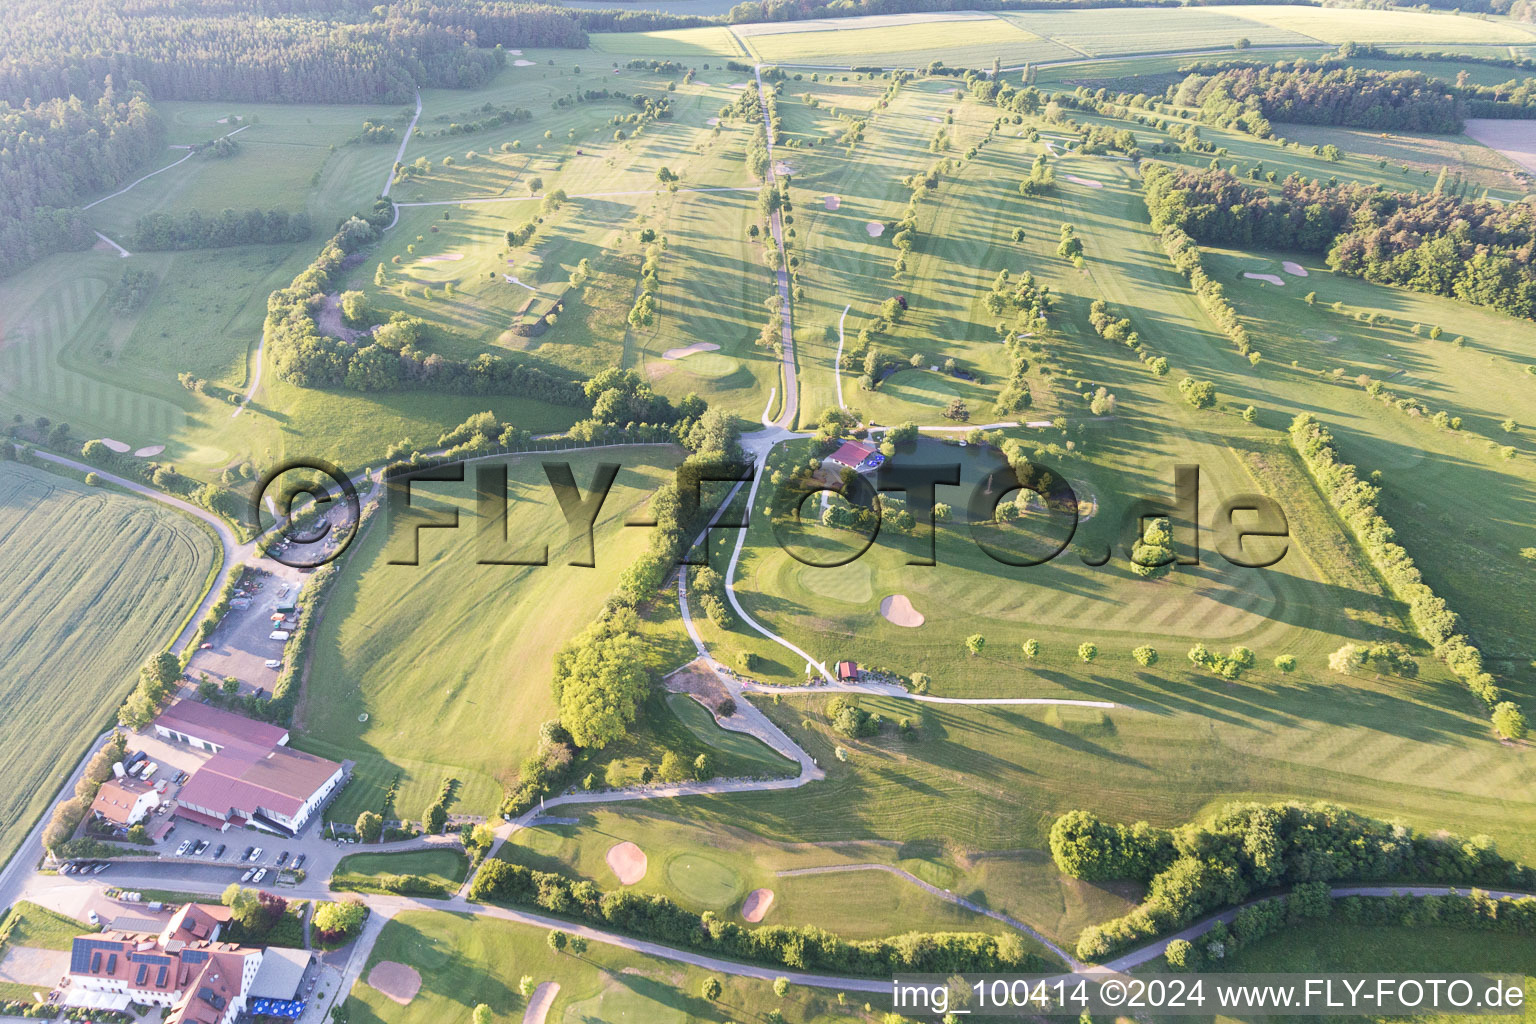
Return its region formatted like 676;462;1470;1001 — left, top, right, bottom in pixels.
153;702;342;836
825;439;883;473
837;661;860;682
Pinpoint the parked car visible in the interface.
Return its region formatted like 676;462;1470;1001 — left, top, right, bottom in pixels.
92;862;109;875
175;840;192;856
252;868;267;883
212;844;227;859
192;840;208;855
275;851;288;865
240;868;255;883
291;854;306;870
241;846;255;861
264;659;282;669
87;911;99;925
249;847;263;862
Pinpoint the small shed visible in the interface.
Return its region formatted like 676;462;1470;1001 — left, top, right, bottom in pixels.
837;661;859;682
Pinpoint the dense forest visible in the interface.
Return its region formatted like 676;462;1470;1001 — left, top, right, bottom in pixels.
0;80;163;278
1176;64;1466;135
1142;163;1536;320
129;208;311;250
0;0;588;106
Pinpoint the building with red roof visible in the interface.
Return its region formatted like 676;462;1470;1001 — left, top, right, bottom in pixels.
826;439;881;472
90;777;159;827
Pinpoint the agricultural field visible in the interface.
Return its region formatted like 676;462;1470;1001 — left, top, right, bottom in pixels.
1000;7;1317;57
0;461;217;863
1202;4;1536;45
589;26;747;58
737;15;1079;68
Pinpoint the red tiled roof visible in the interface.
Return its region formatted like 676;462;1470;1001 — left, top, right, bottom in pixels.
827;440;876;467
155;701;288;751
177;745;339;820
90;778;155;826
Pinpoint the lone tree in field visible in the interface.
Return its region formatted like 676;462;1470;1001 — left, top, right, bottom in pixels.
702;976;723;1001
1132;645;1158;667
1078;642;1098;664
1022;638;1040;659
1130;517;1175;579
546;929;568;953
569;936;588;956
472;1006;492;1024
964;634;986;657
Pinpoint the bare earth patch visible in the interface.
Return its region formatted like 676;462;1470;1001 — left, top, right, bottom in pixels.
865;222;884;237
663;341;720;360
607;841;648;885
1282;261;1308;277
366;962;421;1005
879;594;925;628
316;292;368;343
522;982;560;1024
665;659;732;708
774;160;796;176
824;195;840;210
1464;118;1536;175
1244;272;1285;286
1064;175;1103;189
741;888;775;923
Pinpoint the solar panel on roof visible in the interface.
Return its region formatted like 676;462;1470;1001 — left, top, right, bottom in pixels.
157;965;169;987
130;952;171;965
106;954;118;973
71;938;120;975
181;950;209;964
136;964;148;986
91;953;101;972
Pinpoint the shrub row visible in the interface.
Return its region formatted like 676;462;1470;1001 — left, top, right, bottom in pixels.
1289;413;1515;723
1154;219;1256;361
470;859;1057;975
1057;800;1535;961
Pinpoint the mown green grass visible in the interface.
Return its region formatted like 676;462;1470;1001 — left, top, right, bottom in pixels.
0;462;218;865
0;902;94;950
664;694;796;774
345;910;852;1024
500;807;1075;951
331;849;469;894
294;448;686;825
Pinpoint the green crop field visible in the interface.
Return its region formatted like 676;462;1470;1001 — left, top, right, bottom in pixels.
589;26;747;58
294;448;687;824
738;16;1079;67
1001;7;1317;57
0;461;217;864
346;911;853;1024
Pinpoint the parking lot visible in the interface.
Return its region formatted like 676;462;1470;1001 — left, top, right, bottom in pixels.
185;567;300;697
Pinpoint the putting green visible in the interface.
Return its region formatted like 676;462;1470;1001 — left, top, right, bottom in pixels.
664;851;745;909
793;558;874;605
677;351;740;379
562;982;687;1024
876;368;970;407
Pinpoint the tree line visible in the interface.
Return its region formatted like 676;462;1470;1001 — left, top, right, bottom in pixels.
470;858;1058;975
1175;63;1466;135
1290;413;1526;736
1141;162;1536;320
1052;801;1536;960
129;208;311;251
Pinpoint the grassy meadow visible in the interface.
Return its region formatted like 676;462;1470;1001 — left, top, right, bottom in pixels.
0;461;218;864
331;849;469;895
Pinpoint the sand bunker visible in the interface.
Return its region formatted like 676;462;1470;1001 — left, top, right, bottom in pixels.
99;438;130;453
367;962;421;1005
512;59;536;67
607;841;647;885
419;253;463;263
824;195;840;210
741;888;775;923
774;160;795;176
663;341;720;360
522;982;559;1024
729;82;749;89
707;117;721;127
502;274;536;291
1064;175;1103;189
865;222;884;237
1244;272;1285;286
1282;261;1308;277
879;594;925;628
134;445;165;457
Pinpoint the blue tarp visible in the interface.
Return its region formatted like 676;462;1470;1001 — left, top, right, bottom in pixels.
249;998;306;1018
